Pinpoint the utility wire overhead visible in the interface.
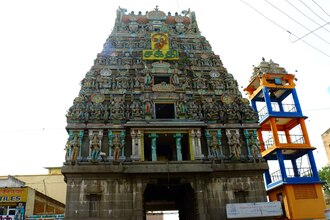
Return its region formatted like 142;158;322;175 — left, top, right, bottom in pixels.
240;0;330;58
300;0;330;23
265;0;330;45
292;21;330;43
312;0;330;18
240;0;291;34
285;0;330;33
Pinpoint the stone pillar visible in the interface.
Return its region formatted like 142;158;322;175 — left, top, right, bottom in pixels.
149;133;158;161
78;130;84;161
120;130;126;160
108;131;114;160
130;129;142;161
216;129;223;159
190;129;204;160
190;129;196;160
196;129;205;159
205;130;212;158
136;130;142;160
173;133;183;161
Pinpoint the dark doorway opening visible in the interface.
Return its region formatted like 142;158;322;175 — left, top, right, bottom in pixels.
155;103;175;119
144;179;196;220
144;133;190;161
154;76;170;84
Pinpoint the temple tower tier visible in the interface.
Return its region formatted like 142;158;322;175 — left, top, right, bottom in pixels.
244;59;326;219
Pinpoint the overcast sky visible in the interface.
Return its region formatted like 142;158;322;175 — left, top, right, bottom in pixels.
0;0;329;176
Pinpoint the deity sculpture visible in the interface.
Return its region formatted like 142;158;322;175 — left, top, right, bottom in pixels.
144;72;152;86
227;131;241;159
171;71;180;85
210;135;220;159
112;134;122;160
90;134;101;162
65;134;80;164
246;131;260;160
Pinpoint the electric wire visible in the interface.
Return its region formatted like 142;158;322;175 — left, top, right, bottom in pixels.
284;0;330;33
312;0;330;18
240;0;292;35
299;0;330;23
292;21;330;42
240;0;330;58
265;0;330;45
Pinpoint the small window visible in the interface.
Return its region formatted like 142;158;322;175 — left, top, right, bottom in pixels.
155;103;175;119
154;76;170;84
8;208;16;215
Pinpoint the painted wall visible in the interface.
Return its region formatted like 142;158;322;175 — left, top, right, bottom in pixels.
268;184;326;219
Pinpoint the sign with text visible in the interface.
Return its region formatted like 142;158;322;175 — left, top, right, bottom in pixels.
142;49;179;60
26;214;64;220
0;188;28;203
226;201;283;218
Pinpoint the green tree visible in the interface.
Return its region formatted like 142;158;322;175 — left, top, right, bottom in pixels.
318;165;330;195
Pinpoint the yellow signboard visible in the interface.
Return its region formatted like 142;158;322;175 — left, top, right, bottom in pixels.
143;33;179;60
0;188;28;203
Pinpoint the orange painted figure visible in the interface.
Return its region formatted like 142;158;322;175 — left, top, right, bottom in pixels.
112;134;122;160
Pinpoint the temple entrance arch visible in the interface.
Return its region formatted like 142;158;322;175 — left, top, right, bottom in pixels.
143;178;196;220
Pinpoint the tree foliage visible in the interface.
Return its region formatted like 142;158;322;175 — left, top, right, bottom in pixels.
318;165;330;195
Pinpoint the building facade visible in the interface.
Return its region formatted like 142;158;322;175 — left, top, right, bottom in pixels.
0;176;65;220
0;167;67;205
62;7;269;220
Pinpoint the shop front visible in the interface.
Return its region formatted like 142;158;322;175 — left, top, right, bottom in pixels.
0;188;27;220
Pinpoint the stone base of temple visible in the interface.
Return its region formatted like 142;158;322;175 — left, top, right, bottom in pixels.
62;161;268;220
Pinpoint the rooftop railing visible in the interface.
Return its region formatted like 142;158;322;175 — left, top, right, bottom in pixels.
263;134;305;150
258;103;297;118
270;167;313;183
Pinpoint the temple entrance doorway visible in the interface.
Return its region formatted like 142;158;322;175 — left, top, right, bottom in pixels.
144;179;196;220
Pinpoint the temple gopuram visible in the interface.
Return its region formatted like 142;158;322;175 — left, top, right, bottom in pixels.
61;7;270;220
